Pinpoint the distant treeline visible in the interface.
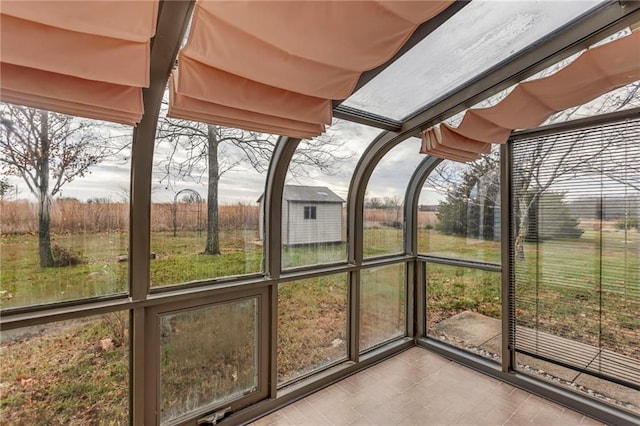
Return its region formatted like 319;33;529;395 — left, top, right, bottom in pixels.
0;199;259;234
568;196;640;220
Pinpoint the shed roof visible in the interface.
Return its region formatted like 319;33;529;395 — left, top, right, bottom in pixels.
257;185;344;204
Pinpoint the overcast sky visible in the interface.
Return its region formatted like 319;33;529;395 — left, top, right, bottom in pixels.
3;118;440;205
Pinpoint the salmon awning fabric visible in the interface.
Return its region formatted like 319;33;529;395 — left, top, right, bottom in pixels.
170;0;454;138
421;30;640;162
0;1;158;125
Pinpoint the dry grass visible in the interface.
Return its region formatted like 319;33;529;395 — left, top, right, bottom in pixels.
160;301;257;423
0;199;259;234
278;276;348;384
0;316;129;425
360;264;406;351
1;202;435;235
362;208;437;228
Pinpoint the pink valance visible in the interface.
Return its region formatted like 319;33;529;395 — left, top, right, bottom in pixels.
169;77;324;139
170;0;454;138
421;30;640;162
0;0;158;125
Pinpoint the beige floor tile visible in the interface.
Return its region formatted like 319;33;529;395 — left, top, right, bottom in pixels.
250;348;607;426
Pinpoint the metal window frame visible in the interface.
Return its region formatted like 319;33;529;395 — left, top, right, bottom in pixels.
2;2;640;425
302;205;317;220
412;104;640;426
144;287;270;426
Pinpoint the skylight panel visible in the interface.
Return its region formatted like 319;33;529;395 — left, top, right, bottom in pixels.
342;0;605;121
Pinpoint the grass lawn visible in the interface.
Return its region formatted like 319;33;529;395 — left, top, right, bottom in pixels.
417;227;501;264
278;275;348;384
0;228;403;308
160;300;258;423
427;265;501;329
0;232;128;308
150;230;263;286
514;228;640;358
423;227;639;360
1;226;637;424
0;314;129;425
363;227;403;257
360;263;405;351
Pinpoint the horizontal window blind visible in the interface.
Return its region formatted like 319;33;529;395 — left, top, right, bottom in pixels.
510;117;640;390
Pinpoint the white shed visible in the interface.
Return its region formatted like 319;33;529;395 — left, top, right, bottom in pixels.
258;185;345;246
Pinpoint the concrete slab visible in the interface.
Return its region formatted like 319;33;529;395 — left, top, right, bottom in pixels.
435;311;640;416
574;372;640;411
482;333;503;358
434;311;501;347
516;352;580;383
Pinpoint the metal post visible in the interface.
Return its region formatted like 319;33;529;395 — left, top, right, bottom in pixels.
500;142;514;373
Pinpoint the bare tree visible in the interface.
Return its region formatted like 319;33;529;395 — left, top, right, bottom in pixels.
511;81;640;257
425;131;629;260
510;131;609;259
365;197;383;209
384;195;403;222
155;119;349;255
0;104;115;267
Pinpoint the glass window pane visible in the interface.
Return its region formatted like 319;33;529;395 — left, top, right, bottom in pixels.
426;264;501;362
343;0;603;120
511;120;640;391
0;104;131;308
160;298;259;423
364;138;423;258
151;109;266;287
360;263;405;351
282;120;381;269
0;313;129;424
278;274;348;384
418;152;501;264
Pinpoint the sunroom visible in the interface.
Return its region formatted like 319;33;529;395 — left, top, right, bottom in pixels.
0;1;638;425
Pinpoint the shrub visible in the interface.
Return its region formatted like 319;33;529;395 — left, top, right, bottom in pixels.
102;312;128;347
616;217;639;230
51;244;85;267
382;221;403;229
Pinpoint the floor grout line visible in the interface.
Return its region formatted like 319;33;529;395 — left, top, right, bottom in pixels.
251;348;605;426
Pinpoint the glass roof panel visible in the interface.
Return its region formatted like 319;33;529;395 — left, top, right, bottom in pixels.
342;0;604;121
442;28;636;130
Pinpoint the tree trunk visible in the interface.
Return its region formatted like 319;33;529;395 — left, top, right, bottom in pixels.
38;193;54;267
37;111;54;267
514;195;532;261
204;125;220;255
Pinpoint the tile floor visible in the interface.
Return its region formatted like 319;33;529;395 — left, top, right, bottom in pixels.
252;348;604;426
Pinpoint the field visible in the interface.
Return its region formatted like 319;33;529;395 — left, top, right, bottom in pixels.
1;200;638;423
0;219;410;424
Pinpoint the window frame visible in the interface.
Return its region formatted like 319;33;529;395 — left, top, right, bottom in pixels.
144;287;270;425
